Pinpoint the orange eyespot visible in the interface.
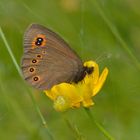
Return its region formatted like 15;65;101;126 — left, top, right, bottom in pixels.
29;67;34;72
42;50;46;54
33;76;39;81
36;54;42;58
32;59;37;63
32;34;47;49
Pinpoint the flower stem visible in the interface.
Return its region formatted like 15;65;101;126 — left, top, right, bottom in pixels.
84;108;115;140
62;113;86;140
0;27;22;77
0;27;54;140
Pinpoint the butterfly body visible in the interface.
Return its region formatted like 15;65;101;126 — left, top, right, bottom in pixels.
21;24;93;90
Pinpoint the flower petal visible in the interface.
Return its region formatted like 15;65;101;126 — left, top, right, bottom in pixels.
44;83;82;111
82;98;94;107
44;60;109;111
93;67;109;96
84;61;99;84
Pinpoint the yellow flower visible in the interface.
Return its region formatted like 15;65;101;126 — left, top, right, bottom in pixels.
44;61;108;112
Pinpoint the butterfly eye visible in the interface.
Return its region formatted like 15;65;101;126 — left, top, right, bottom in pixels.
33;76;39;81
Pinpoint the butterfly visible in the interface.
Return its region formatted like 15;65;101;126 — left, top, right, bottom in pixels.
21;24;93;90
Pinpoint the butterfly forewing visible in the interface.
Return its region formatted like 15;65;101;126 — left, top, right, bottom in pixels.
21;24;83;90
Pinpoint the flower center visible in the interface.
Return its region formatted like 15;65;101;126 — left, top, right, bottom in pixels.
56;96;66;105
53;96;70;112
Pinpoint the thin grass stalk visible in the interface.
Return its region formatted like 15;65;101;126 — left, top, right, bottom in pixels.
90;0;140;70
0;28;22;77
85;108;115;140
79;0;85;51
0;27;54;140
63;114;86;140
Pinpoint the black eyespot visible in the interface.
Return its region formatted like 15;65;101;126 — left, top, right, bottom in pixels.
37;54;41;58
33;76;39;81
29;68;34;72
35;37;43;46
32;59;37;63
42;50;46;54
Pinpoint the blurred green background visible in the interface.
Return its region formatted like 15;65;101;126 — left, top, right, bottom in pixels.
0;0;140;139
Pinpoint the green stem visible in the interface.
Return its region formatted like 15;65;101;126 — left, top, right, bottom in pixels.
27;89;54;140
62;113;85;140
85;108;115;140
90;0;140;70
0;27;22;77
0;27;54;140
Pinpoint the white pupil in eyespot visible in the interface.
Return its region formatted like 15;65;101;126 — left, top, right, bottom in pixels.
38;38;42;41
35;37;43;45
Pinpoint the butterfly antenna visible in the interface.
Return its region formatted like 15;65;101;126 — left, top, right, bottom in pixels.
95;52;112;63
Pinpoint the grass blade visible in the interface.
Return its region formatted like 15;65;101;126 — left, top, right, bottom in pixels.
0;27;54;140
85;108;115;140
0;27;22;77
90;0;140;70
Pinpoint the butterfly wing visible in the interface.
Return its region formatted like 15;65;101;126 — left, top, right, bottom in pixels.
21;24;83;90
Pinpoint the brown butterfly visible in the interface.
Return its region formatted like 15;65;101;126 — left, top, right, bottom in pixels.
21;24;93;90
